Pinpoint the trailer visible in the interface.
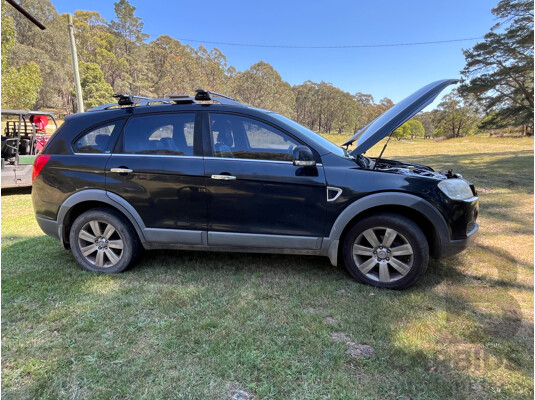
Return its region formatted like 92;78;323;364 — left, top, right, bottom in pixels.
1;110;58;188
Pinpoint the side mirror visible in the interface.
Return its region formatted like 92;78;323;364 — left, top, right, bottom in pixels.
292;145;316;167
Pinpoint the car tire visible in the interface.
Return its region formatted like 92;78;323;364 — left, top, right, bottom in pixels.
69;208;140;273
342;213;429;290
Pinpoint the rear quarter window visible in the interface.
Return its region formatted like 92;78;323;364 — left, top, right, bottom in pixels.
73;121;123;154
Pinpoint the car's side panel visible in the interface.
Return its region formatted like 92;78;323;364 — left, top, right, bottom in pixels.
53;189;325;252
55;189;207;248
55;189;145;240
203;158;327;237
321;153;477;243
106;154;207;231
33;117;126;221
32;154;111;220
326;191;450;246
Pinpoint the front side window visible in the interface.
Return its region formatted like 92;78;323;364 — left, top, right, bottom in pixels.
210;113;300;161
270;113;349;158
122;113;195;155
73;123;117;153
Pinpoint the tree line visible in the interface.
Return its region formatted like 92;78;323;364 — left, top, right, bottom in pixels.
1;0;533;137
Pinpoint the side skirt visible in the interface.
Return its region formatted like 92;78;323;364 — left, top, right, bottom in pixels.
143;242;325;256
141;230;337;265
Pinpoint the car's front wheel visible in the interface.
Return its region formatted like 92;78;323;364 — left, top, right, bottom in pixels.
342;213;429;290
69;208;140;273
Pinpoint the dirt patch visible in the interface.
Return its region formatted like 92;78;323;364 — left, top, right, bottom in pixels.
330;332;376;359
346;343;376;359
330;332;352;343
230;390;252;400
336;289;349;296
227;382;253;400
323;317;338;326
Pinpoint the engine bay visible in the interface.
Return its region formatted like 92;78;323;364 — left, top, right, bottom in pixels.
354;154;453;180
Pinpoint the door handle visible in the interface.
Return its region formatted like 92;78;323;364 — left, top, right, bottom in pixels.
110;168;133;174
211;174;236;181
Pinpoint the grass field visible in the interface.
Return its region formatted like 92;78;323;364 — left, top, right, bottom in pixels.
2;136;533;399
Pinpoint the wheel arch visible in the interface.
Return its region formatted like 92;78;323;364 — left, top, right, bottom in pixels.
57;190;147;249
328;192;450;262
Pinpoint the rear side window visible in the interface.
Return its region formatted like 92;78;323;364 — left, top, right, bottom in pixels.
73;123;117;153
121;114;195;155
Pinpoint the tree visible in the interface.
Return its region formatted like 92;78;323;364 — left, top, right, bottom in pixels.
293;81;320;129
148;36;205;97
1;8;43;109
377;97;394;113
334;90;357;134
3;0;71;110
459;0;534;135
407;120;425;139
72;10;107;62
392;123;411;141
1;10;16;72
435;91;480;138
108;0;148;56
353;92;376;131
197;46;231;92
71;11;131;96
78;62;114;110
230;61;296;118
293;81;356;133
2;62;43;110
108;0;150;94
416;111;437;138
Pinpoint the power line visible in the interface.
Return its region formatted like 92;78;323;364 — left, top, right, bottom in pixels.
166;36;484;49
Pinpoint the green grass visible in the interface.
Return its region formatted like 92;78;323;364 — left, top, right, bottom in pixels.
2;136;533;399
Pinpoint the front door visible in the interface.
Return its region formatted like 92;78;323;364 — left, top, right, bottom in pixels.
204;112;326;249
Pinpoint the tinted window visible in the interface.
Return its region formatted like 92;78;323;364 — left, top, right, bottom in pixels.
271;113;348;158
73;123;116;153
122;114;195;155
210;113;300;161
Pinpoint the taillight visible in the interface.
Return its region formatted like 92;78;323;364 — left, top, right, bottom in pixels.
32;154;50;182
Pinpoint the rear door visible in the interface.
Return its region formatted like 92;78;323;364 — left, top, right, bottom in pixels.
204;112;327;249
106;112;207;244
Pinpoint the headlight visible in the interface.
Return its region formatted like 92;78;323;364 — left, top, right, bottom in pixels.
438;179;474;200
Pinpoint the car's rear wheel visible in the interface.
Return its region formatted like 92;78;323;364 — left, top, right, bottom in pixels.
342;213;429;290
69;208;140;273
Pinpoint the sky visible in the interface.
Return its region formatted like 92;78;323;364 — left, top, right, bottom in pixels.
51;0;498;107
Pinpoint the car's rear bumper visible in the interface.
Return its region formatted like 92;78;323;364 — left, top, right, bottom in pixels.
36;216;60;239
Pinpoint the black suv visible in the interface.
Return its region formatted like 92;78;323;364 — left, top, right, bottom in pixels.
32;79;478;289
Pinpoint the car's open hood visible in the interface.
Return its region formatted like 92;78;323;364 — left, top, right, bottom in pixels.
343;79;458;155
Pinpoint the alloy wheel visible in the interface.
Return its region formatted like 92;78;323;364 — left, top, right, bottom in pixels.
77;220;124;268
352;227;414;283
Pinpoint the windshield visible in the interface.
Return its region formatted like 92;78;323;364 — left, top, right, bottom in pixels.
270;113;349;158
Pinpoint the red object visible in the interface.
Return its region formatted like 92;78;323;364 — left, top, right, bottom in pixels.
32;154;50;182
35;135;51;152
30;115;49;132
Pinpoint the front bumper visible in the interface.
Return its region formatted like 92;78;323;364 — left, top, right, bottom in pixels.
440;221;479;258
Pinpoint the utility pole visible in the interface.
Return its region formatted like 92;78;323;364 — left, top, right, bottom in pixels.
67;14;84;113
